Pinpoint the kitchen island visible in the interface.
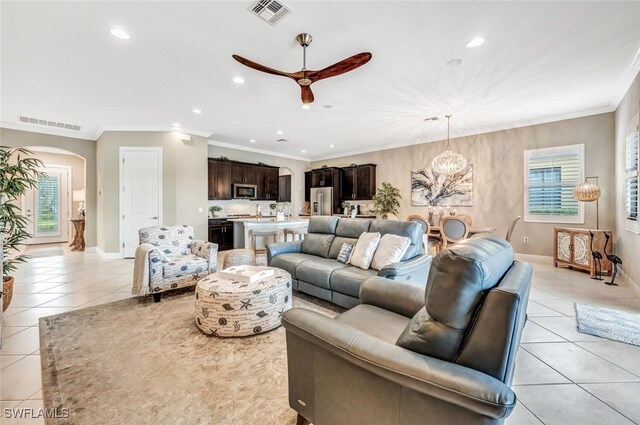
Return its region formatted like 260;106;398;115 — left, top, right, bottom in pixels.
229;218;309;250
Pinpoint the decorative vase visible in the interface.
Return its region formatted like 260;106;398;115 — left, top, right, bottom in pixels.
3;276;14;311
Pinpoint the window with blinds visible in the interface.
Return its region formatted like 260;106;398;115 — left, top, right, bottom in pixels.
524;144;584;223
625;123;639;233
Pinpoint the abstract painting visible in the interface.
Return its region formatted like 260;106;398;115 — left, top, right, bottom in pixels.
411;165;473;206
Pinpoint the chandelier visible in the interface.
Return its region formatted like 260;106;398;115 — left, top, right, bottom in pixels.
573;176;602;229
431;114;467;175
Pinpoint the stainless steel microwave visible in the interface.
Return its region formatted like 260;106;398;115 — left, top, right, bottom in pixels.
233;183;257;199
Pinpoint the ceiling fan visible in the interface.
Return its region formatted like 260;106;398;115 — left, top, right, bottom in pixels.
232;33;372;104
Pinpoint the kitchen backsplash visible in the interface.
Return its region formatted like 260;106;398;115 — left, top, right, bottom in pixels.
207;200;295;217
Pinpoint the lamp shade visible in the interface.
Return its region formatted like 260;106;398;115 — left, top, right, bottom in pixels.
431;150;467;175
573;180;601;202
72;189;86;202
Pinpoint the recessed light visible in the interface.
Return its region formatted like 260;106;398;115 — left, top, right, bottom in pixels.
110;28;130;40
323;104;333;109
192;108;202;114
329;144;335;148
276;130;283;135
447;58;463;67
249;139;256;143
172;123;181;127
301;150;307;153
232;76;245;84
301;105;311;110
465;36;485;48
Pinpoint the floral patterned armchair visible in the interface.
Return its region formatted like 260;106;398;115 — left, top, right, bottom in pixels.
136;225;217;301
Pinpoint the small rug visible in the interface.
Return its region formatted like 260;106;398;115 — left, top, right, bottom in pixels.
25;246;65;258
575;303;640;346
39;288;342;425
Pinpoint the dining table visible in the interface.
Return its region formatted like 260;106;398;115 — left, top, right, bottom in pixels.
429;225;497;238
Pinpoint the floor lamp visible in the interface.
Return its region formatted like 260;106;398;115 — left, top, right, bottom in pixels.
573;176;601;229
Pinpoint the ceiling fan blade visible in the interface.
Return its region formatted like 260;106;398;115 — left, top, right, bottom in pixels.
301;85;314;104
308;52;372;82
232;54;294;78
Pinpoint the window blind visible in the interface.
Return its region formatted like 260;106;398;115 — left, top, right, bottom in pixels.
626;130;639;222
524;145;584;223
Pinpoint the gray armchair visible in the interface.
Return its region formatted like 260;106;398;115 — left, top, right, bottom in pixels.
282;236;531;425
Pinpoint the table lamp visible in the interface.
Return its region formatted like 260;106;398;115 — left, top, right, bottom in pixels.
73;189;86;218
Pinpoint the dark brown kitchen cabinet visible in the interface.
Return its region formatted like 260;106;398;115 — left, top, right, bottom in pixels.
208;159;232;200
311;167;339;188
266;168;279;200
255;166;267;200
340;164;376;200
232;163;256;184
208;219;234;251
279;175;291;202
254;166;279;200
304;171;312;202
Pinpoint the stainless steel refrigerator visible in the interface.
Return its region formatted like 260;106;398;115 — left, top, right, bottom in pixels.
311;187;333;216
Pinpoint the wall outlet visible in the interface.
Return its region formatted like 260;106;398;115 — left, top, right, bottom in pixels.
523;236;529;244
198;207;203;213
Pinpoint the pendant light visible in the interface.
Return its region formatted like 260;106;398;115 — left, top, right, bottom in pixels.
431;114;467;175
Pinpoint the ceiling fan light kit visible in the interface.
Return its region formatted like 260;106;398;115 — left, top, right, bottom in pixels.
431;114;468;175
233;33;372;104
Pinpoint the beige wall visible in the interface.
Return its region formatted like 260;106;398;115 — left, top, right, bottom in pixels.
614;72;640;284
0;128;97;247
97;131;209;253
312;113;615;256
207;144;310;215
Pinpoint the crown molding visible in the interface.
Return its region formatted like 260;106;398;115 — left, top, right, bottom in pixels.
96;126;212;139
312;106;616;161
612;44;640;109
208;140;311;162
1;121;97;141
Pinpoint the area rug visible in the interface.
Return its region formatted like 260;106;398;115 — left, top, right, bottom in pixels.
39;289;343;425
575;303;640;346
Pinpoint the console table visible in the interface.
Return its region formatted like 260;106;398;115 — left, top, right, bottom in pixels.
553;227;613;277
69;218;86;251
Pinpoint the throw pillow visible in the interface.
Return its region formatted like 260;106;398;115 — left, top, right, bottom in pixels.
350;232;381;270
336;243;355;264
370;234;411;270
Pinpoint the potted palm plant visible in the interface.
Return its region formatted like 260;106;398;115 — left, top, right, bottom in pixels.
372;182;402;219
1;146;43;310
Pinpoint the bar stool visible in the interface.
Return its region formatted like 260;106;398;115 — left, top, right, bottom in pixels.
250;229;278;254
284;227;307;241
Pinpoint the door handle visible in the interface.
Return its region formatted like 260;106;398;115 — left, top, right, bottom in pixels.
150;216;158;220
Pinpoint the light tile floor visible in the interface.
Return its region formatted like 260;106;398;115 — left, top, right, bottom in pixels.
1;247;640;424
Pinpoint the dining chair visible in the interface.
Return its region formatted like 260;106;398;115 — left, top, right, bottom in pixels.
456;214;473;226
505;216;522;242
440;216;469;249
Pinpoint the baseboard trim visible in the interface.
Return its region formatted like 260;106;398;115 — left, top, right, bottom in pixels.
618;268;640;295
85;247;97;253
96;247;123;260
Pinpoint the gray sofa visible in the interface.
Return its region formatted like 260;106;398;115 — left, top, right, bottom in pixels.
267;216;431;308
282;236;532;425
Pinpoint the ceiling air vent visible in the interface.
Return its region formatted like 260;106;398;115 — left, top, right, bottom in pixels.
18;116;81;131
276;138;289;143
247;0;292;26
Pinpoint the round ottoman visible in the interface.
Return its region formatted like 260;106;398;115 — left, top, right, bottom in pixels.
195;268;292;337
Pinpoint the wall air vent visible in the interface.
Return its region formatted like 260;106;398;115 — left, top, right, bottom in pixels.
247;0;292;26
276;138;289;143
18;116;81;131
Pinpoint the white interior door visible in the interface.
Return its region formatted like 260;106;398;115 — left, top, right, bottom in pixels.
120;148;162;258
24;166;70;244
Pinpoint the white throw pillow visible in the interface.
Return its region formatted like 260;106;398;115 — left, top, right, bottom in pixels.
370;234;411;270
350;232;381;270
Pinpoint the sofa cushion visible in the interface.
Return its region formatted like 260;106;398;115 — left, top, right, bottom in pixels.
307;216;339;234
301;233;335;258
296;258;349;290
330;266;378;297
163;254;207;279
350;232;381;270
370;234;411;270
396;237;515;362
336;304;410;345
329;236;359;258
269;253;319;279
336;243;355;264
140;225;194;255
370;220;422;261
335;218;371;238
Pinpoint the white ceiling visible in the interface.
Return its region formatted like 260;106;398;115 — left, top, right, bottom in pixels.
2;1;640;160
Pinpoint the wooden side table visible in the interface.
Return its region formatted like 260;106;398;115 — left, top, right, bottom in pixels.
69;219;86;251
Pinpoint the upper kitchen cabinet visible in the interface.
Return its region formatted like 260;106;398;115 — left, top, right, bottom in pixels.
254;165;280;200
208;159;232;200
311;167;340;188
340;164;377;200
232;162;256;185
304;171;312;202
